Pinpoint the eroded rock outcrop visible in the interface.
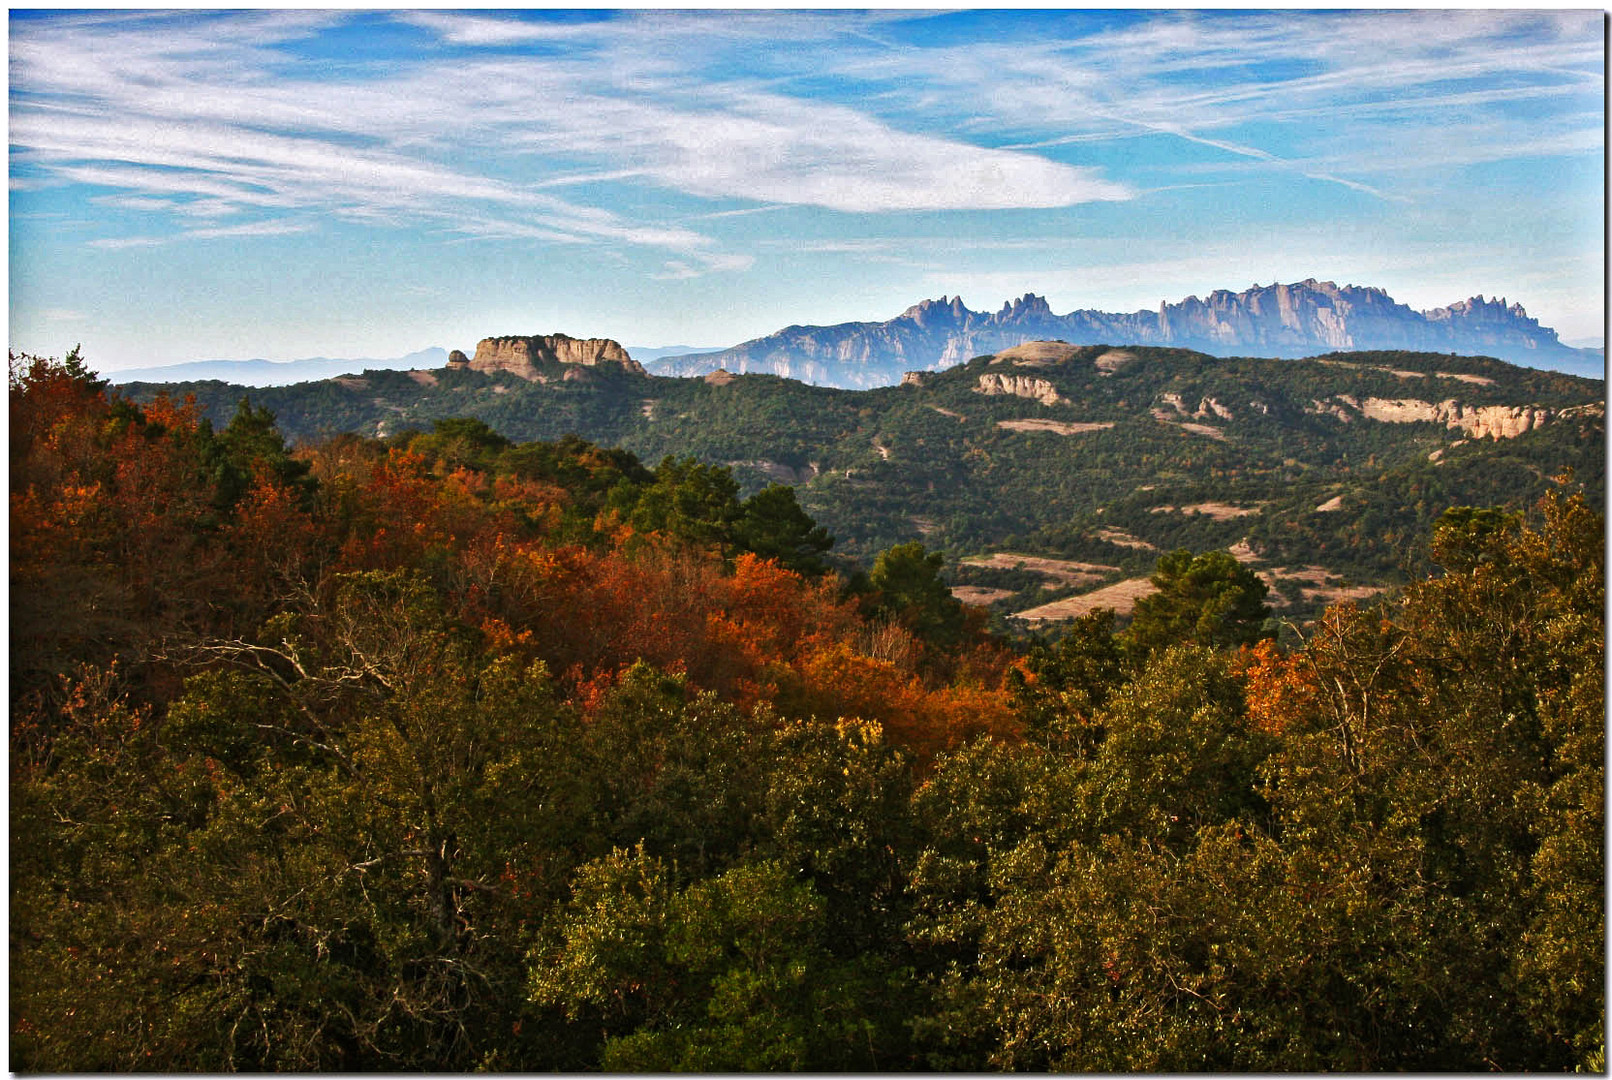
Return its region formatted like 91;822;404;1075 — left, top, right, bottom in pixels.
976;373;1065;406
1159;392;1233;421
1306;394;1581;439
469;335;644;381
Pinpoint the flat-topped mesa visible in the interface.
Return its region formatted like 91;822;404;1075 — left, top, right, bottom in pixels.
470;334;645;380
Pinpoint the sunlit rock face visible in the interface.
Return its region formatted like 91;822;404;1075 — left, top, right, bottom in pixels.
976;372;1066;406
470;335;644;380
1306;393;1590;439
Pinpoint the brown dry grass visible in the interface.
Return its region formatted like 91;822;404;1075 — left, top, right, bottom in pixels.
1259;564;1383;608
1095;528;1157;551
1014;578;1159;622
1149;502;1261;520
1150;410;1230;441
960;552;1119;586
996;419;1115;435
951;585;1017;606
993;341;1085;365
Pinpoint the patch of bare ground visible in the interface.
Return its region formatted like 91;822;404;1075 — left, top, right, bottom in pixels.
960;553;1119;587
640;400;656;418
1149;502;1262;520
765;461;820;485
407;369;439;387
1260;565;1384;608
1318;359;1425;380
491;384;510;394
1317;360;1495;386
1150;413;1229;441
951;585;1016;606
1094;349;1134;374
911;516;938;537
929;405;965;420
1014;578;1159;622
1314;494;1345;512
335;376;369;390
993;341;1084;366
874;441;891;460
704;369;737;386
996;419;1115;435
1228;539;1259;563
1095;528;1157;551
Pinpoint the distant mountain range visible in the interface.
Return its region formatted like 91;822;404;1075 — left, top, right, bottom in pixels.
647;280;1603;388
103;280;1600;391
625;344;726;364
107;348;449;387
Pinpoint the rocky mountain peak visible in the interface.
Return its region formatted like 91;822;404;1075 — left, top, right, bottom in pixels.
997;293;1054;321
645;278;1596;389
901;296;973;326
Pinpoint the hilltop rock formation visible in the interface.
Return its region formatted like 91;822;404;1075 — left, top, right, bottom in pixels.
976;372;1066;406
648;280;1596;389
469;335;644;381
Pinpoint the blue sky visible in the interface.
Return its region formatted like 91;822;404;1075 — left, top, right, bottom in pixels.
9;8;1605;372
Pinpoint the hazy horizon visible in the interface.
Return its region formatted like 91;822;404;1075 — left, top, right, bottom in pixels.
10;9;1604;372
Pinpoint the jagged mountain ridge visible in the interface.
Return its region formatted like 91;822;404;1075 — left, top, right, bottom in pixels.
649;279;1599;387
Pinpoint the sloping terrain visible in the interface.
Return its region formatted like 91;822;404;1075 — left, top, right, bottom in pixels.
122;343;1605;622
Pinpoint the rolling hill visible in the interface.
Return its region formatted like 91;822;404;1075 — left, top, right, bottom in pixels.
118;337;1605;625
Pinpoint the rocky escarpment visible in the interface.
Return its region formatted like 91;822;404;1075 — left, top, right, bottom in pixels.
1159;392;1234;420
976;373;1065;406
468;335;644;381
1306;394;1602;439
646;281;1596;390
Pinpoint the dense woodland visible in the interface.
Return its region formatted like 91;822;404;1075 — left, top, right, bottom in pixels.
119;345;1606;619
13;350;1605;1071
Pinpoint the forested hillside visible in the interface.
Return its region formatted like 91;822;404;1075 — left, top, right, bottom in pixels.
13;350;1603;1071
120;342;1605;624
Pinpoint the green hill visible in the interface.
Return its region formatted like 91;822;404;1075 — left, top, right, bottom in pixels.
121;343;1605;624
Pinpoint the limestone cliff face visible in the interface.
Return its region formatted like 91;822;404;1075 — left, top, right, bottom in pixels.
1159;392;1234;420
976;373;1065;406
1307;394;1581;439
470;335;644;380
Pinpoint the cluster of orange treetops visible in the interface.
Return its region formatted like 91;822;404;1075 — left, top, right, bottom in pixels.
11;351;1021;765
10;350;1603;1072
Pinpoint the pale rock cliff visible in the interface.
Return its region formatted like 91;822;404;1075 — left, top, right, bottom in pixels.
1308;394;1581;439
976;373;1066;406
470;335;644;381
1159;392;1234;420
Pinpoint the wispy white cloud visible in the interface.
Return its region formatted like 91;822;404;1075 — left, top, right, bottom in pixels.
10;6;1134;273
822;10;1602;202
653;251;757;280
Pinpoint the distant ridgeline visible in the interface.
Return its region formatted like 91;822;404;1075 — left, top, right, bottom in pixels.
118;333;1605;620
649;279;1602;387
